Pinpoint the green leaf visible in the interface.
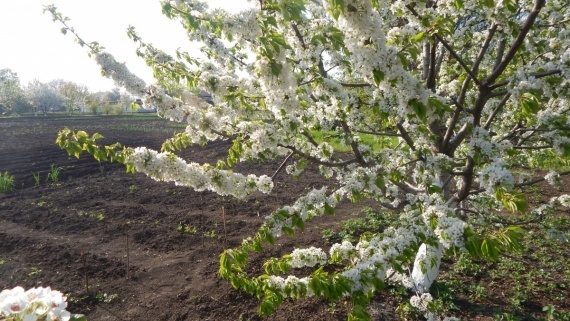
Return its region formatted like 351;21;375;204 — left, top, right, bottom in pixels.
372;69;385;86
495;187;527;214
502;0;517;12
269;33;292;50
412;31;426;42
265;16;278;27
70;315;87;321
270;61;283;76
481;239;499;260
374;176;385;190
279;0;305;21
327;0;345;20
324;203;335;215
410;99;427;121
520;92;541;115
427;185;442;194
428;96;452;117
282;226;295;237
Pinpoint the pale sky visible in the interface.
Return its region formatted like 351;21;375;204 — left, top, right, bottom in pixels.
0;0;252;92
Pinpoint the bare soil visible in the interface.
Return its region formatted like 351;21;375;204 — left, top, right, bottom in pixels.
0;116;568;321
0;116;360;321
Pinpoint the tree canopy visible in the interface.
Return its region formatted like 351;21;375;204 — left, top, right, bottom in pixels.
47;0;570;319
0;69;30;114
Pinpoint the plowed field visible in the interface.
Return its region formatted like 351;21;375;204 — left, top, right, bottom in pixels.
0;115;360;321
1;115;569;321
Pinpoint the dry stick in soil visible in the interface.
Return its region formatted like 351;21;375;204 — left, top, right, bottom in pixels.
201;223;205;247
126;226;130;280
80;251;89;294
221;205;228;245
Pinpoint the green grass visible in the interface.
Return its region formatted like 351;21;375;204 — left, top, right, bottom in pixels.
323;206;570;320
0;171;14;193
517;150;570;171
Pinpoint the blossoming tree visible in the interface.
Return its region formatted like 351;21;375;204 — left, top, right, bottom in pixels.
45;0;569;319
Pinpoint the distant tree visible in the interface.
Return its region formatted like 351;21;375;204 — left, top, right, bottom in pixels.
25;80;66;115
0;69;31;114
118;92;135;112
107;87;121;104
101;102;113;115
85;93;101;115
52;80;90;115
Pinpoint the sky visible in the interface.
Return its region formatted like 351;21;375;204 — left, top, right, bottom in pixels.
0;0;252;92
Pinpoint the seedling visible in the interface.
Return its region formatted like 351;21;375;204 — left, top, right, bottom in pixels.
28;267;43;278
47;164;62;183
32;172;41;186
177;222;197;234
203;230;218;239
0;171;14;192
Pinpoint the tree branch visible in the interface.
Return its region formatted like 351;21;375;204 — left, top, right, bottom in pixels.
448;123;470;154
426;38;438;91
291;23;307;50
392;180;423;194
339;120;367;166
488;69;562;90
492;39;506;72
483;0;546;85
301;130;319;147
512;144;552;150
271;152;294;179
405;5;482;87
469;170;570;196
515;170;570;188
339;82;372;88
277;144;358;167
396;122;416;151
458;23;497;104
483;92;512;129
355;129;401;137
441;105;463;153
451;156;474;204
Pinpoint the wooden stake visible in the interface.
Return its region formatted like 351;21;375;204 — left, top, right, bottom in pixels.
221;206;228;245
80;251;89;293
126;229;130;280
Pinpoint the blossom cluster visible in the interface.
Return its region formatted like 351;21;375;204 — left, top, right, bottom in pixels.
267;275;312;297
48;0;570;318
545;171;561;186
422;205;467;250
289;247;328;268
478;159;515;193
94;52;146;95
126;147;273;198
0;287;70;321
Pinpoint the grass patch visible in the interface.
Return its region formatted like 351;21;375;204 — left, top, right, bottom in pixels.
0;172;14;193
323;206;570;320
517;150;570;172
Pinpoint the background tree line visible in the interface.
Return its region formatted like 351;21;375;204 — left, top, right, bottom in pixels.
0;68;139;116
